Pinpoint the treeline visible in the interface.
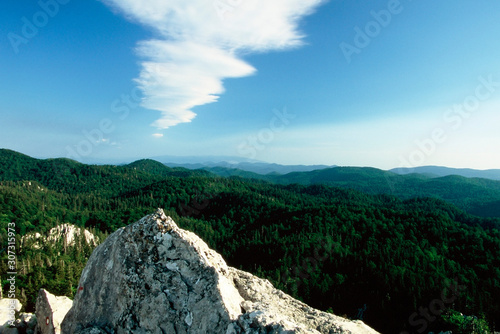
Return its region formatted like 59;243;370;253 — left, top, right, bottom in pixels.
0;150;499;333
208;165;500;219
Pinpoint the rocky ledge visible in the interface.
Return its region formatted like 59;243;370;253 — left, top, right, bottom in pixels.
61;209;380;334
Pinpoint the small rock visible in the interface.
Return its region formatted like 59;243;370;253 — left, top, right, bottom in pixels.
35;289;72;334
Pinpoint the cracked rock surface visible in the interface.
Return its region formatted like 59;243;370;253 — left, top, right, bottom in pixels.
35;288;72;334
61;209;379;334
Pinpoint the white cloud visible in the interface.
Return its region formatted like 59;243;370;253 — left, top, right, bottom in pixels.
101;0;325;128
152;133;164;138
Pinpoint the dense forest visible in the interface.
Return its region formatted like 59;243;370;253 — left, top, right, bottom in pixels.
0;149;499;333
206;165;500;219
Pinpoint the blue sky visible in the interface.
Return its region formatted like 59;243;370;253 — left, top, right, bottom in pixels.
1;0;499;169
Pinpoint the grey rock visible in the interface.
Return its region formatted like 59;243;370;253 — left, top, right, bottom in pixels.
62;209;380;334
78;328;108;334
23;224;98;250
35;289;72;334
13;312;37;334
62;209;242;334
229;268;379;334
2;327;19;334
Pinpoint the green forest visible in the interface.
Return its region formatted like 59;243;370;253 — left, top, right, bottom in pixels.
206;165;500;219
0;149;499;333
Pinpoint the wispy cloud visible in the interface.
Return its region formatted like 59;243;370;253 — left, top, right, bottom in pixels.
101;0;325;128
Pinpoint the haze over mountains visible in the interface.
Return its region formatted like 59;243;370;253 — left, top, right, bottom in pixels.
155;154;500;181
46;150;500;181
158;159;500;220
110;154;500;220
3;148;500;219
391;166;500;181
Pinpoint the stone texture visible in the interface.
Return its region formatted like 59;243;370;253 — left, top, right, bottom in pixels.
24;224;98;250
62;209;242;334
35;289;72;334
229;268;378;334
45;224;98;247
62;209;380;334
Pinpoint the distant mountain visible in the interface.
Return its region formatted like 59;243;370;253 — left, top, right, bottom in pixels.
126;159;211;178
200;166;285;181
163;160;333;175
150;155;259;165
226;162;333;175
2;148;500;218
390;166;500;181
270;167;500;218
204;165;500;219
153;156;500;219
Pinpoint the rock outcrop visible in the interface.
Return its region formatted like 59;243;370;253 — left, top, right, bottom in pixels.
62;209;380;334
35;289;72;334
24;224;98;250
46;224;98;247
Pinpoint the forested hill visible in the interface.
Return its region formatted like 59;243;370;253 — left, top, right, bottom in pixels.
0;149;206;195
206;165;500;218
391;165;500;180
0;149;499;333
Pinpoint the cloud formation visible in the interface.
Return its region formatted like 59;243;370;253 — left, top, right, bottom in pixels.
101;0;325;128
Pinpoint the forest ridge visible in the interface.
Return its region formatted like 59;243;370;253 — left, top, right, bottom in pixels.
0;148;498;333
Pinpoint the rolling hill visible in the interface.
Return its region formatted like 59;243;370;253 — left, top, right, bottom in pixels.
390;166;500;180
1;148;499;333
203;165;500;218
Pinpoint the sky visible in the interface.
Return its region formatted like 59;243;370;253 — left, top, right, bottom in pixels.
1;0;500;169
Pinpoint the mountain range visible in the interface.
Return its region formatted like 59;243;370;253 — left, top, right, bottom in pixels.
1;148;498;333
3;148;500;219
390;166;500;180
159;161;500;219
158;156;500;181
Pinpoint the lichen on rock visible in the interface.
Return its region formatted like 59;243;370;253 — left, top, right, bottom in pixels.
61;209;380;334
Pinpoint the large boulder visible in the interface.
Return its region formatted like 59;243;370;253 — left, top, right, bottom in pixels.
34;289;72;334
62;209;380;334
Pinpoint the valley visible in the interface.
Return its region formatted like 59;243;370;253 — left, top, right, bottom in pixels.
0;149;498;333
